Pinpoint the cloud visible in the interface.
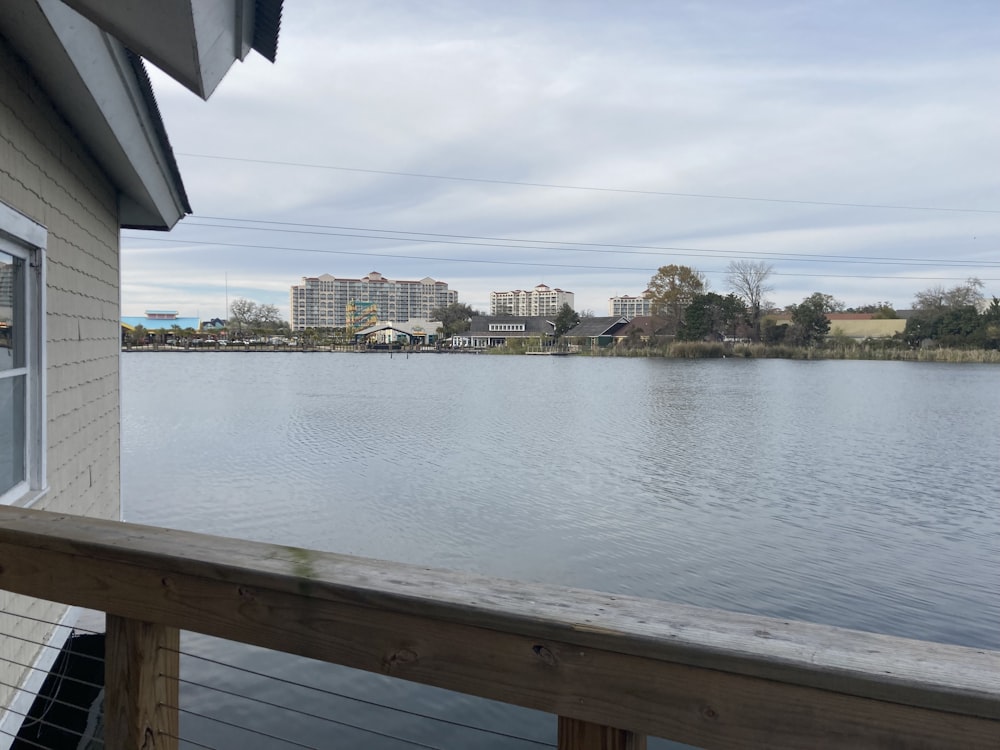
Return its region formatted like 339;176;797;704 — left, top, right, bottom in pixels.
123;1;1000;321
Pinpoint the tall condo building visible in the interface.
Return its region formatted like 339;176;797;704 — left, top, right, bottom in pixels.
290;272;458;330
609;294;652;317
490;284;574;317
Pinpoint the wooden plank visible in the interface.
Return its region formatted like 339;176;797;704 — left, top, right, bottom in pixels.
0;507;999;748
105;615;179;750
558;717;646;750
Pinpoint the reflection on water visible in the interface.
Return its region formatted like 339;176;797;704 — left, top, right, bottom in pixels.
122;353;1000;748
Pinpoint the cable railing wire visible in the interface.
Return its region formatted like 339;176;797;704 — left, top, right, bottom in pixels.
0;727;51;750
158;730;217;750
0;702;98;745
169;704;327;750
1;630;105;666
167;676;506;750
168;647;555;747
0;655;105;693
0;610;104;636
2;616;552;749
0;678;93;717
2;610;551;748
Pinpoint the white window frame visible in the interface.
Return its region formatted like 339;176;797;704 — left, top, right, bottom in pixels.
0;201;47;507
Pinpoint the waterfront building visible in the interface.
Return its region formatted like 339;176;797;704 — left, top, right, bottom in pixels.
609;294;652;317
451;315;556;348
121;310;202;331
290;271;458;330
490;284;574;317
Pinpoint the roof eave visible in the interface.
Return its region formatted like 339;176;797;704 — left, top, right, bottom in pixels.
60;0;284;99
0;0;190;229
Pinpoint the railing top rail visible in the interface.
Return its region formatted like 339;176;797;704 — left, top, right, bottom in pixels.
1;506;998;747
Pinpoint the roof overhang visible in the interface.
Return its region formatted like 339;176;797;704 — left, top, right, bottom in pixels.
59;0;282;99
0;0;282;230
0;0;188;228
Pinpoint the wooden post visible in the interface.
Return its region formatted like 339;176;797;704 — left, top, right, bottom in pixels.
105;615;179;750
558;716;647;750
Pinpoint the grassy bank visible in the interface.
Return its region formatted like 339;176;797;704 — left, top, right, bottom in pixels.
581;341;1000;362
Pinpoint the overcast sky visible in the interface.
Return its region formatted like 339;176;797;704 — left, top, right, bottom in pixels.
121;1;1000;321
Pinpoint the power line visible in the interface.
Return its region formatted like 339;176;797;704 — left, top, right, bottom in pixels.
120;234;1000;282
174;153;1000;215
181;215;1000;268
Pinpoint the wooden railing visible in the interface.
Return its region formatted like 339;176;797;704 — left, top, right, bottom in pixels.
0;505;998;749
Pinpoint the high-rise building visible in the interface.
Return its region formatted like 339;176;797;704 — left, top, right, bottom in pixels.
609;294;651;317
490;284;574;317
290;272;458;330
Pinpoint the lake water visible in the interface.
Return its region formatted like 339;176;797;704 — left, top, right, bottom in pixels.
121;352;1000;749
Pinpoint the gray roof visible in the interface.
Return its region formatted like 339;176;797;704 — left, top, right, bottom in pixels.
253;0;284;62
466;316;555;335
565;317;630;337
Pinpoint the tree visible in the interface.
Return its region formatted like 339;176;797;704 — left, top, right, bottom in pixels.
904;279;988;348
430;302;475;339
554;303;580;337
229;298;282;336
788;293;831;346
914;278;984;311
646;264;706;335
726;260;773;339
846;301;897;318
678;293;746;341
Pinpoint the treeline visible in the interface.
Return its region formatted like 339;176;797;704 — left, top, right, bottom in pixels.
644;263;999;351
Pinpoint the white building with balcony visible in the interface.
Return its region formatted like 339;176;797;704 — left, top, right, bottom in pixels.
290;272;458;330
609;294;652;317
490;284;574;317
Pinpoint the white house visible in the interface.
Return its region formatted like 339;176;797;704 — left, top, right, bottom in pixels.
0;0;281;741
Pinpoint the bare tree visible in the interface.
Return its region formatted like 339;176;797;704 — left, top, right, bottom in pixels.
229;297;282;336
726;260;774;339
914;278;984;311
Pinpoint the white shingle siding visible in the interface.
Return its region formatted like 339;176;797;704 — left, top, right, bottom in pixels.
0;32;120;715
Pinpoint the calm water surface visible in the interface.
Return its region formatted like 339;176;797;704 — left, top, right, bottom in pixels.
122;353;1000;749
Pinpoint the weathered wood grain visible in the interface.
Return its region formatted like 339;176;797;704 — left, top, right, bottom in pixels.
1;507;998;748
105;615;178;750
558;717;646;750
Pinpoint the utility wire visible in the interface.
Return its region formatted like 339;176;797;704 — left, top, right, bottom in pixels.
174;153;1000;215
185;215;1000;267
119;234;1000;282
176;218;999;269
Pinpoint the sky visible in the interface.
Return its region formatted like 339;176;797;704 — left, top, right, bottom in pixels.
121;1;1000;321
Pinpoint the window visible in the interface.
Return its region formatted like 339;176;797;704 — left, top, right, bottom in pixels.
0;202;46;506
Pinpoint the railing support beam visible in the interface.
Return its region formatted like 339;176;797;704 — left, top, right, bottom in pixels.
558;716;647;750
105;615;179;750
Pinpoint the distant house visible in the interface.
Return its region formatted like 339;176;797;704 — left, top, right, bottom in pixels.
611;316;659;345
564;316;631;348
451;316;557;348
767;312;906;340
354;318;440;346
0;0;281;738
